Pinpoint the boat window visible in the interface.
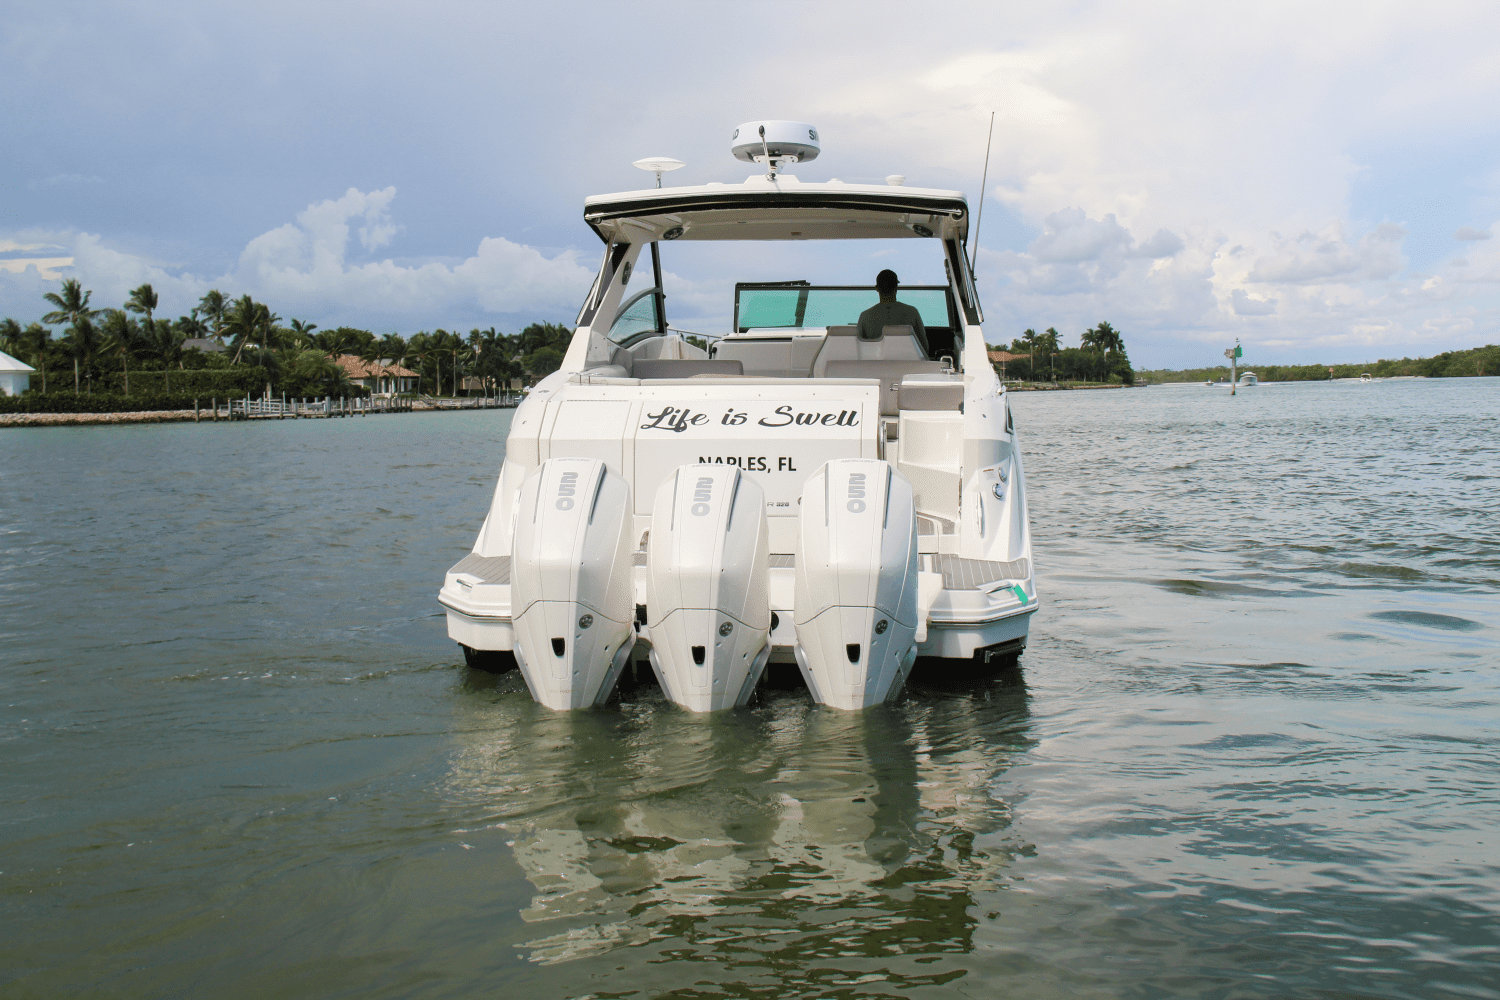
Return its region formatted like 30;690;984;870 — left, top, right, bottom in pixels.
737;281;810;329
733;284;953;333
607;287;662;345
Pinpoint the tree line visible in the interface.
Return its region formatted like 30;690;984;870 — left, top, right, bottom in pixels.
1136;343;1499;382
0;280;574;400
990;322;1135;385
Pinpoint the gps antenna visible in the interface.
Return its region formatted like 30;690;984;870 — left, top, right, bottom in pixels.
970;111;995;277
633;157;686;188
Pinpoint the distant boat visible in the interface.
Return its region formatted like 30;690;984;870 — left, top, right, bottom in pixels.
1360;373;1374;382
1207;373;1257;387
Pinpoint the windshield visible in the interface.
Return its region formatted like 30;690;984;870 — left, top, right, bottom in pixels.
607;288;662;344
735;285;953;333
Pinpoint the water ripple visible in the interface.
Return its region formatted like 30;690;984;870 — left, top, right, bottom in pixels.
0;384;1497;998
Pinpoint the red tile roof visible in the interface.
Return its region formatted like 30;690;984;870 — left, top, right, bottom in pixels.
332;354;418;378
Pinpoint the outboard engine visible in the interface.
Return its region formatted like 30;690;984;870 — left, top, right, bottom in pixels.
645;464;772;712
510;457;636;710
793;458;919;710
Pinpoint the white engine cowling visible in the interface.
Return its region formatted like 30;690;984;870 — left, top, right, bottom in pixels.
510;457;636;710
793;458;919;710
645;464;772;712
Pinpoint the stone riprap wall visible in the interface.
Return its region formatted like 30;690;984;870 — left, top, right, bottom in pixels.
0;410;199;427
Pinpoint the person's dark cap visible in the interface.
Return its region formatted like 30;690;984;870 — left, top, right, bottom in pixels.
875;269;898;293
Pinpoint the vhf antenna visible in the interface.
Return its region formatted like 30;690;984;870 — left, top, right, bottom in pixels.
970;111;995;278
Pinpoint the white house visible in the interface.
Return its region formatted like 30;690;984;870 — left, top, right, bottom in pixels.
0;350;36;396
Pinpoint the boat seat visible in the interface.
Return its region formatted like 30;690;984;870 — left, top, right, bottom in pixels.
631;359;744;379
714;331;827;377
876;325;926;359
897;376;963;411
811;324;927;377
825;360;947;415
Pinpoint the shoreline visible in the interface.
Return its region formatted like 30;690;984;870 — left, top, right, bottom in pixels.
1005;382;1131;391
0;404;510;427
0;410;202;427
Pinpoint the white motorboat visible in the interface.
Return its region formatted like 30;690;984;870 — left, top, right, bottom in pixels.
439;121;1037;712
1237;371;1258;386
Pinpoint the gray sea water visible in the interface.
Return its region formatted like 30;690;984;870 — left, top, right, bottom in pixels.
2;377;1497;999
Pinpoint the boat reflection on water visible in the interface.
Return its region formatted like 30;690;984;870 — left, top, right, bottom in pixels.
442;670;1033;979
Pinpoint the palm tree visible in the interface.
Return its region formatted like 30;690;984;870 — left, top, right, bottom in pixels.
20;323;50;392
429;329;465;396
176;312;208;341
125;283;158;330
227;295;275;364
375;333;410;395
468;327;493;394
198;290;228;342
1009;329;1039;379
314;327;358;358
61;313;104;393
0;318;21;363
227;295;256;363
452;330;470;396
288;319;318;347
405;332;431;395
42;279;98;332
100;309;139;395
355;332;405;395
258;308;281;399
242;345;282;395
428;329;450;395
1082;321;1124;353
142;318;188;391
284;347;352;398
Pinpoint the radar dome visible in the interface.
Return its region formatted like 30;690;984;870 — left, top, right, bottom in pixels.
731;121;820;164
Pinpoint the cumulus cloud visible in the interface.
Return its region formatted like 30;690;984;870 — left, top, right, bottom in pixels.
726;8;1500;362
1016;208;1182;266
9;3;1500;364
1230;289;1277;316
1246;224;1406;284
1441;221;1500;283
974;208;1219;354
0;188;595;330
1134;229;1186;259
968;203;1485;366
0;239;74;280
1027;209;1133;263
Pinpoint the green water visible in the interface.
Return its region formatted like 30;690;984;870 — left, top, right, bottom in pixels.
2;378;1497;998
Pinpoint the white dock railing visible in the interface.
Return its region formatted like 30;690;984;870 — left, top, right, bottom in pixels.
209;394;518;420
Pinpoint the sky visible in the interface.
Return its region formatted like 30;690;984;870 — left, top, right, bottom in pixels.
3;0;1498;369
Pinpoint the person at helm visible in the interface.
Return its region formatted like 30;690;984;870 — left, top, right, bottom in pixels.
856;269;929;357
